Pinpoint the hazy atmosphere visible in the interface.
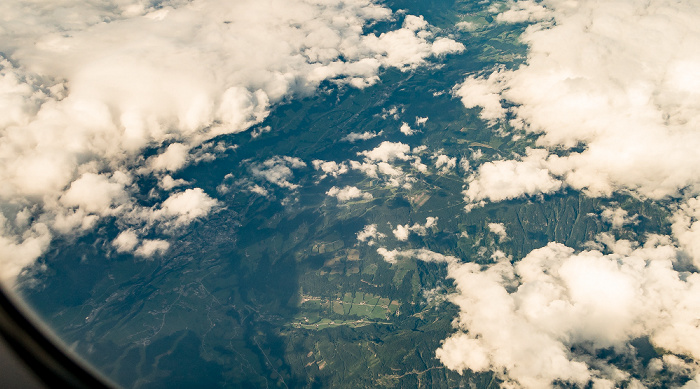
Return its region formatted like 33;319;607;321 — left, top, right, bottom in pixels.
1;0;700;387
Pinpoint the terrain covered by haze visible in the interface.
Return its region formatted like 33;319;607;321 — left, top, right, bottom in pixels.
2;0;700;388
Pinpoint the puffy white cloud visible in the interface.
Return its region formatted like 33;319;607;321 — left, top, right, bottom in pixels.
360;15;464;71
326;186;372;202
376;247;400;264
59;173;127;215
112;230;170;258
431;37;467;56
453;70;509;122
0;218;51;286
402;15;429;31
150;188;219;227
400;122;416;136
458;158;470;173
376;162;402;177
446;1;700;385
0;57;50;129
250;156;306;189
672;197;700;269
250;125;271;139
134;239;170;258
0;0;464;284
411;158;428;173
392;217;438;241
446;6;700;382
455;0;700;200
386;239;700;388
487;222;507;240
158;175;189;191
359;141;412;162
392;224;410;241
349;160;378;178
682;375;700;389
434;154;456;173
350;141;432;188
495;0;553;23
283;156;306;169
112;230;139;253
312;160;349;179
601;207;638;230
455;21;477;32
463;149;562;207
51;210;99;235
147;143;189;172
357;224;386;246
376;162;403;177
424;216;438;229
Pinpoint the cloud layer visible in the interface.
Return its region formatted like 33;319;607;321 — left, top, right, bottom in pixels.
444;0;700;386
438;238;700;388
374;240;700;388
0;0;463;284
457;0;700;202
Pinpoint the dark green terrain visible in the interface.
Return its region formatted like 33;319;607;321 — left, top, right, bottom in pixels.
17;1;674;388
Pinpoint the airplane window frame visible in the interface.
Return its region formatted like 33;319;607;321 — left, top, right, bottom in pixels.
0;285;116;389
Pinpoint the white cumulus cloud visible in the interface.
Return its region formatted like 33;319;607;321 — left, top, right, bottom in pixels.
400;122;417;136
149;188;219;228
134;239;170;258
312;160;349;179
601;207;638;230
392;217;438;241
112;230;139;253
359;141;412;162
326;186;372;202
443;2;700;384
487;222;507;241
147;143;190;172
455;0;700;201
357;224;386;246
59;173;127;216
463;149;562;207
434;154;457;174
391;239;700;388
